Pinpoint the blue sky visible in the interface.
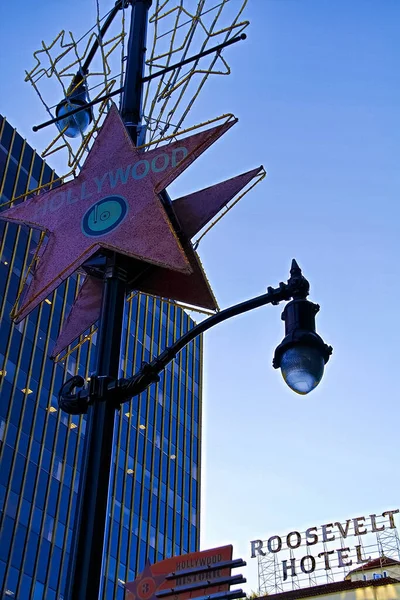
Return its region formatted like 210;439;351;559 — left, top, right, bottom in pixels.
1;0;400;593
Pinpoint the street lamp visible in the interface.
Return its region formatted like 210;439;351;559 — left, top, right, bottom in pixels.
58;260;331;600
58;260;331;595
273;260;332;394
54;0;129;137
55;69;93;137
60;259;332;415
26;2;332;599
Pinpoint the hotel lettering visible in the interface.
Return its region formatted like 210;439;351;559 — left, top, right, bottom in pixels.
250;509;399;581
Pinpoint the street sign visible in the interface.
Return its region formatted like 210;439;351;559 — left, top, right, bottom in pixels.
125;545;247;600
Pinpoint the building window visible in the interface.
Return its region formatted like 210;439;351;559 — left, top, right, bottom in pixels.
33;580;44;599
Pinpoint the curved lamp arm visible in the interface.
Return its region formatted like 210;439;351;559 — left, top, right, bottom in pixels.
58;260;316;414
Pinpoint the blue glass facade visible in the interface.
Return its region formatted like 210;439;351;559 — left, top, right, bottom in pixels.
0;115;202;599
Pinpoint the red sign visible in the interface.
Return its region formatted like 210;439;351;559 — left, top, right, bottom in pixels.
125;545;233;600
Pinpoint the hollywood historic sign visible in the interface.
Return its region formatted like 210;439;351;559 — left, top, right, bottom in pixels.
250;509;399;581
125;545;234;600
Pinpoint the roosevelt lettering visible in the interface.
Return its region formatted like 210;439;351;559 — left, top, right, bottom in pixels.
250;509;399;582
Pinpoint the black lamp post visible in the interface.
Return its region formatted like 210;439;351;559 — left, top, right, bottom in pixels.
58;259;332;600
59;259;331;593
59;259;332;597
60;3;153;598
46;2;332;599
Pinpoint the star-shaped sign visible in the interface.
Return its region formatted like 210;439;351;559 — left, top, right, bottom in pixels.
50;165;263;357
0;105;237;323
125;560;167;600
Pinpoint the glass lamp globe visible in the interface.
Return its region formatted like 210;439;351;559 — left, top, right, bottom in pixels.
56;100;92;138
280;345;325;395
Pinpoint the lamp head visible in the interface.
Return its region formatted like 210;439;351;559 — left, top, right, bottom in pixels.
273;261;332;395
55;71;93;138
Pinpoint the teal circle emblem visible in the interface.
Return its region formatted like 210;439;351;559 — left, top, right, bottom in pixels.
81;195;128;237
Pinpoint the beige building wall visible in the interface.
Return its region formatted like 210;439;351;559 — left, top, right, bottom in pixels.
302;583;400;600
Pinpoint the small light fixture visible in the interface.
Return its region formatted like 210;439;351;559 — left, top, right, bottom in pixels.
55;69;93;138
273;260;332;395
21;388;33;395
4;261;8;265
47;406;57;413
139;424;146;430
125;412;131;417
45;298;52;305
126;469;134;475
0;370;6;377
70;423;78;429
170;454;176;460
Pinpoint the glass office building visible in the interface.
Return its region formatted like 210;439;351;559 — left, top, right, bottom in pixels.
0;115;202;600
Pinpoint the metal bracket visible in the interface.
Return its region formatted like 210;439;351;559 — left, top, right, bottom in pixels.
58;376;90;415
58;374;115;415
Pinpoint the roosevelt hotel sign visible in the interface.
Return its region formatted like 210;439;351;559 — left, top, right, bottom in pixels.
250;509;399;584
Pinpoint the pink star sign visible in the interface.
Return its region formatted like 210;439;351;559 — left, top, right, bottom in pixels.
0;105;263;355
